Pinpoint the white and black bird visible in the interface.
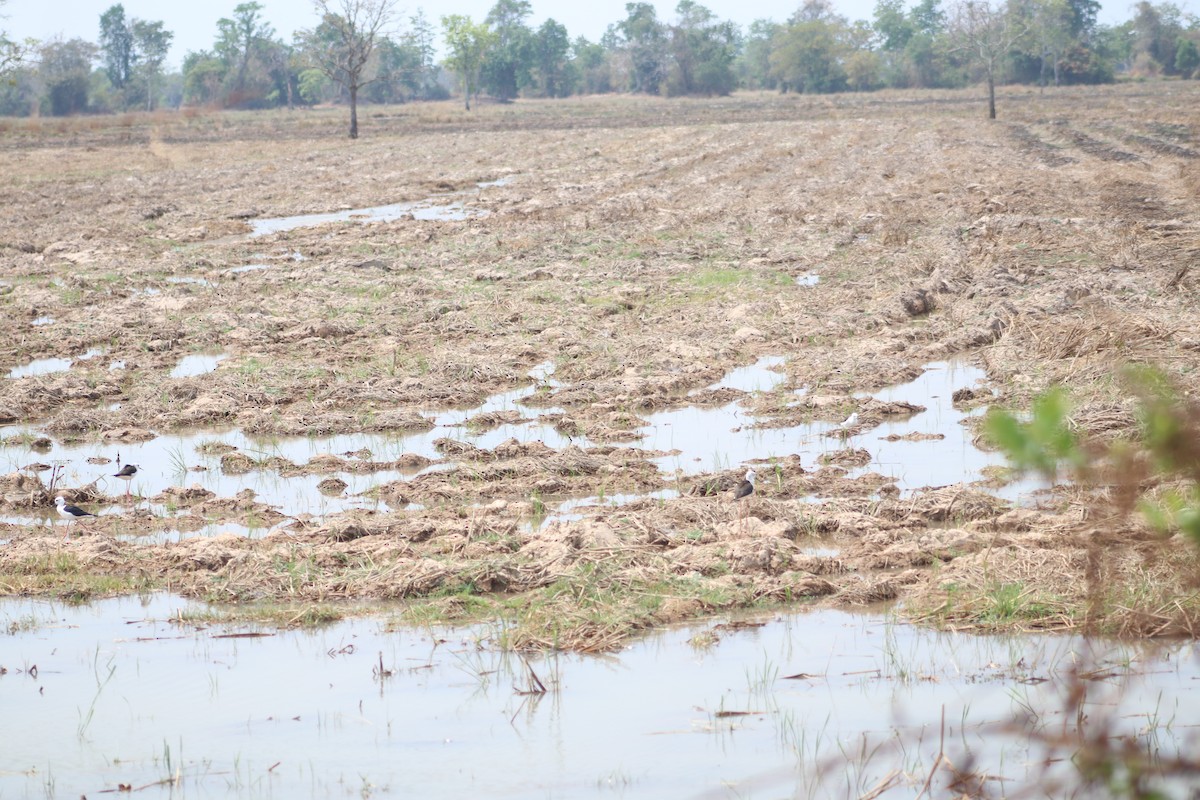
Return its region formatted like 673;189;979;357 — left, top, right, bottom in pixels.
113;463;139;499
733;469;756;501
55;495;95;523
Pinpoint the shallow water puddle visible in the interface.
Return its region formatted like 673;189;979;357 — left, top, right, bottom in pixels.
420;360;583;449
7;356;73;379
645;360;1037;499
0;428;408;517
840;361;1037;499
249;179;503;237
707;354;787;393
0;502;175;529
165;276;214;288
8;348;110;379
1;595;1194;799
75;346;106;361
169;352;228;378
30;315;55;326
0;365;573;519
531;488;681;530
1;360;1029;524
644;355;795;474
225;263;271;275
795;273;821;286
122;520;290;544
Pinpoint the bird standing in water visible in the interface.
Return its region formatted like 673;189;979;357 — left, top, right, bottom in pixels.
55;496;94;537
113;463;138;500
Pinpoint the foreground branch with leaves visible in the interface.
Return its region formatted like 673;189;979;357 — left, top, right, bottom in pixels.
982;366;1200;633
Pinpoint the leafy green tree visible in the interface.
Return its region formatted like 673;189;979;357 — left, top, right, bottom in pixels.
874;0;953;87
769;0;852;93
442;14;495;109
1127;1;1189;74
39;37;98;115
907;0;953;86
481;0;533;101
666;0;740;96
738;19;781;89
300;0;398;138
297;66;332;103
1;0;37;79
1008;0;1111;87
571;36;611;94
99;4;134;89
215;2;276;104
263;39;300;109
912;0;948;35
130;19;172;109
616;2;667;93
1177;36;1200;76
874;0;915;51
1013;0;1076;86
363;33;441;102
182;50;226;105
1067;0;1102;38
401;9;446;100
531;19;572;97
845;47;884;90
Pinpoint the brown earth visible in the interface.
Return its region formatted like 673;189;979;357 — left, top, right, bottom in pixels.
1;84;1199;650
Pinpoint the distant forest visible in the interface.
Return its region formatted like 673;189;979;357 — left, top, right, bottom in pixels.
0;0;1197;117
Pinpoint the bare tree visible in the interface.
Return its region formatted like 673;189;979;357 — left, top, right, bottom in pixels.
949;0;1028;119
300;0;397;138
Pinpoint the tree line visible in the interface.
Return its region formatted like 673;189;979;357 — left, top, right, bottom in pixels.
1;0;1198;122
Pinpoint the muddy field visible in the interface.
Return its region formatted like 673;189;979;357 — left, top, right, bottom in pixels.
2;83;1199;650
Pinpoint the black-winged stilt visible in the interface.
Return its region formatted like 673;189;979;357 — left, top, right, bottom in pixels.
733;469;756;530
733;469;756;500
55;495;95;528
113;464;139;499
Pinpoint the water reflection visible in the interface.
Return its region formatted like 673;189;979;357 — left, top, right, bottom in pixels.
8;357;73;379
0;594;1193;799
170;352;228;378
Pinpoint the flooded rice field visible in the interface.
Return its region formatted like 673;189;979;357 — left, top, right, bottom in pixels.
3;86;1200;795
0;356;1030;538
3;594;1196;799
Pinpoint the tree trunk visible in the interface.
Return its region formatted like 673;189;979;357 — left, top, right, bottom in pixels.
349;83;358;139
987;72;996;119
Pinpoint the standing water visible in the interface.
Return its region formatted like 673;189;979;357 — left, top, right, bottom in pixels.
1;594;1195;799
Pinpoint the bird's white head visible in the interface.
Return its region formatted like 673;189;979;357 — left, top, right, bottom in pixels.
744;469;756;484
54;495;66;507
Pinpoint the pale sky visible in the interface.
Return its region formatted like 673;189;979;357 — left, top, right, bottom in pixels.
5;0;1142;71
